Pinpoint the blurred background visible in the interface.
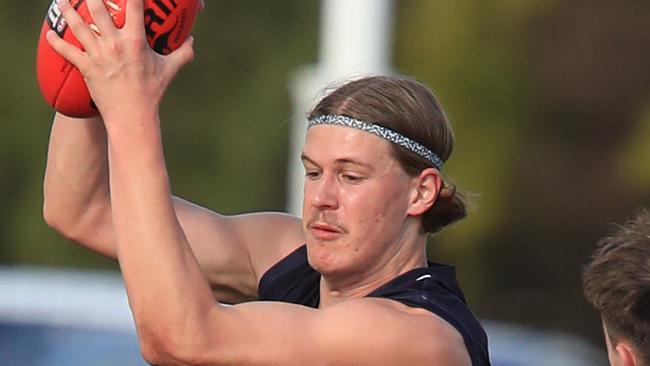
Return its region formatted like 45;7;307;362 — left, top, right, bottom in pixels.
1;0;649;364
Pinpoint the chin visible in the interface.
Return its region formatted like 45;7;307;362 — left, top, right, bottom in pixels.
305;240;347;275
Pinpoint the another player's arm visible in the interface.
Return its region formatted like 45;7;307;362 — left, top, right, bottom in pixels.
43;114;303;303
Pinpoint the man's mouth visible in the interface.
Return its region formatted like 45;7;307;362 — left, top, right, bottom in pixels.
309;222;344;240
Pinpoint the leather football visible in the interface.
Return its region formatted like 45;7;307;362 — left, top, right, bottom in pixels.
36;0;200;117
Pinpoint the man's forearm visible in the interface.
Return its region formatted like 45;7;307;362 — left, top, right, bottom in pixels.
43;112;116;257
105;112;218;360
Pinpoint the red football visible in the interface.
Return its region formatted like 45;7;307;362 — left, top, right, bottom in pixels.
36;0;200;117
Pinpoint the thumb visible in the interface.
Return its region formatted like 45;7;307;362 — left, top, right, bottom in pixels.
163;36;195;78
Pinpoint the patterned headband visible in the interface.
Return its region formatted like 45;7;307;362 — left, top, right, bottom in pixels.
307;114;444;170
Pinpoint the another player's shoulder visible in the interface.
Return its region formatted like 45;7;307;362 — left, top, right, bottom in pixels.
316;297;471;366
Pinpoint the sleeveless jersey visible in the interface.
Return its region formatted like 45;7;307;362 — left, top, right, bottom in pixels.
258;245;491;366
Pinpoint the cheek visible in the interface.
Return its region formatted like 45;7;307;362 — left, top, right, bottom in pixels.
344;185;408;235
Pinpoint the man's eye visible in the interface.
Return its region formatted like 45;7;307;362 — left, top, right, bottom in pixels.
305;171;321;179
342;174;363;183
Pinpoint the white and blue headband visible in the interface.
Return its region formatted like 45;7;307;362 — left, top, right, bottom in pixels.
308;114;444;170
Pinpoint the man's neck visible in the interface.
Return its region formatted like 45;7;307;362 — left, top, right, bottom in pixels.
318;243;428;308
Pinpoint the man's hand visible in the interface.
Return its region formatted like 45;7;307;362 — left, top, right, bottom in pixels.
45;0;194;121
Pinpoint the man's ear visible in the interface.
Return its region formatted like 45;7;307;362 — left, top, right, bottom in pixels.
615;342;638;366
604;323;639;366
407;168;442;216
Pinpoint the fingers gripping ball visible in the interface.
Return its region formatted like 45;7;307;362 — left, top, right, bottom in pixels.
36;0;200;117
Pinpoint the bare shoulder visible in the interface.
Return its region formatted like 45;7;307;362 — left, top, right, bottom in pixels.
174;197;304;268
315;298;472;366
172;198;305;301
223;211;306;277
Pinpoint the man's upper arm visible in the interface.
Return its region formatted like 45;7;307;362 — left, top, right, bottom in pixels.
67;194;304;303
173;197;305;303
313;300;471;366
192;298;471;366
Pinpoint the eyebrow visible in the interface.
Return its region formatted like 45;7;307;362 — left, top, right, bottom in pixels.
300;153;374;170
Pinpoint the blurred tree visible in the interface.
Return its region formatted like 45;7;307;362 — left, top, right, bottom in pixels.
490;0;650;340
394;0;650;347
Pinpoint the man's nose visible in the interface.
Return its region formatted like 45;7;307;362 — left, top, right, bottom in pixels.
309;174;339;210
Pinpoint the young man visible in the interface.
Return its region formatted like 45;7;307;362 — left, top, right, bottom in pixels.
582;210;650;366
43;0;490;364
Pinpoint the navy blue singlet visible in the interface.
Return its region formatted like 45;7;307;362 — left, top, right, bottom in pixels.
258;245;491;366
